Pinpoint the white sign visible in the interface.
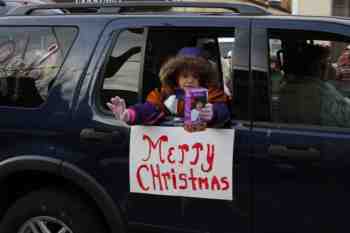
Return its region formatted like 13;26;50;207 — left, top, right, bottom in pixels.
130;126;235;200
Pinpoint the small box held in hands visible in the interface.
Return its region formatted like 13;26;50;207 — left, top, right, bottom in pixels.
184;88;208;132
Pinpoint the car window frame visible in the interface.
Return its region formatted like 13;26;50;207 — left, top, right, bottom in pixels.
88;16;251;128
251;17;350;132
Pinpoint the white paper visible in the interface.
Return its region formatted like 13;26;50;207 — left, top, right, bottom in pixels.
130;126;235;200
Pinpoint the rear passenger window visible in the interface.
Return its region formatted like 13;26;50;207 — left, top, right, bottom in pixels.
267;29;350;128
0;27;77;108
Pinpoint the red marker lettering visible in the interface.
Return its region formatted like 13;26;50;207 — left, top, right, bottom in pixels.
191;143;203;166
150;164;163;191
142;134;168;163
211;175;221;190
198;176;209;190
136;164;150;191
188;168;198;191
201;144;215;172
178;144;189;165
221;177;230;191
167;146;176;164
161;172;171;190
170;168;177;190
179;173;188;189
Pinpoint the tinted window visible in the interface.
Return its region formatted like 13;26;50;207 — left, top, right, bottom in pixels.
218;37;234;97
268;29;350;128
0;27;77;107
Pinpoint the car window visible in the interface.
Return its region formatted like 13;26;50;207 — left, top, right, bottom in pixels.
0;27;77;108
218;37;234;97
98;26;250;122
100;28;144;108
267;29;350;128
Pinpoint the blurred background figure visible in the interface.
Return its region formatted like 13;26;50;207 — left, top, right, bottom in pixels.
335;45;350;81
199;39;233;97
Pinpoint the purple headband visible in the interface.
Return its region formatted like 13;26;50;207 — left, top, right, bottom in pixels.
177;47;204;58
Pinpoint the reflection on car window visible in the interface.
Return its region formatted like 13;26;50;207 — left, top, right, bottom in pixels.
100;29;144;108
103;29;143;92
0;27;77;108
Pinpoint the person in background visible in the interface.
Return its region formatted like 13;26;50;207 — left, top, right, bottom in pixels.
280;43;350;127
335;45;350;81
200;41;233;97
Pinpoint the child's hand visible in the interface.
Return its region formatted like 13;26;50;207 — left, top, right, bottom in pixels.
184;123;207;133
107;96;130;123
199;103;214;122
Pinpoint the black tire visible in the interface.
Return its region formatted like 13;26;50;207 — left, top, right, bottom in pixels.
0;188;108;233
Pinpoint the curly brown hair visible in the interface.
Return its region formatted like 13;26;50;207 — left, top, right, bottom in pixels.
159;56;219;89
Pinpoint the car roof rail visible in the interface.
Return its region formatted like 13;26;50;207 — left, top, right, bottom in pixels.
8;1;271;16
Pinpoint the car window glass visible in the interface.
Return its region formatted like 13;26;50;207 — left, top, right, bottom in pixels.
0;27;77;108
196;37;235;97
218;37;234;97
100;29;144;108
268;29;350;128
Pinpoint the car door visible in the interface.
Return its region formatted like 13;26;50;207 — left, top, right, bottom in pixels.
250;18;350;233
75;16;254;233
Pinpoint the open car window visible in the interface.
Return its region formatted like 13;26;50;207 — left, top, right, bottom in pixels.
98;26;250;122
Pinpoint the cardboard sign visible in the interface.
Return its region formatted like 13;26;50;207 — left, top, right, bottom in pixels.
130;126;235;200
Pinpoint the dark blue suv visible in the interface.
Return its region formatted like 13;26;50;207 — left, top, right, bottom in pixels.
0;1;350;233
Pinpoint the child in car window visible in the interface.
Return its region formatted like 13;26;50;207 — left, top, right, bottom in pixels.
106;47;230;130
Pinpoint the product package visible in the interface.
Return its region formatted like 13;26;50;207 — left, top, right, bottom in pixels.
184;88;208;131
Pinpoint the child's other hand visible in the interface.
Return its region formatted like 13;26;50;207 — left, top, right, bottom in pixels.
107;96;130;123
199;103;213;122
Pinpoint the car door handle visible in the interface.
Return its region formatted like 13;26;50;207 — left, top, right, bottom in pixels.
268;145;320;160
80;128;121;143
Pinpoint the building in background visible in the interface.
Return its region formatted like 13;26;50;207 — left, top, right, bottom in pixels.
292;0;331;16
250;0;291;13
292;0;350;17
332;0;350;16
